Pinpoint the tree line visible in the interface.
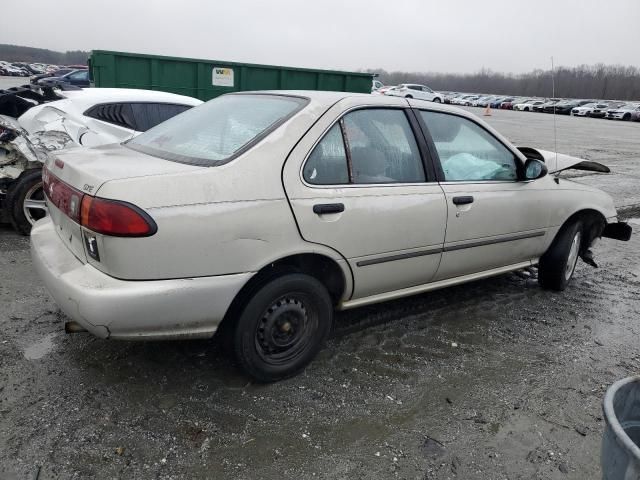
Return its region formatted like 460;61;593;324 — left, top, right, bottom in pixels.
369;64;640;101
0;44;89;66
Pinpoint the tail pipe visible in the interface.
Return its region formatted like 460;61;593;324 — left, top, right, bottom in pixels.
65;321;87;334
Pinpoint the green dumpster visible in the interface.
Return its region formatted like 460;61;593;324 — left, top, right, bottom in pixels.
89;50;375;101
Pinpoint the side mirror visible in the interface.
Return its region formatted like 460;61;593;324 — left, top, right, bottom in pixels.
524;158;548;180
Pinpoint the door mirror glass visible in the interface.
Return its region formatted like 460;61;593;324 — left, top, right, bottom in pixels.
524;158;548;180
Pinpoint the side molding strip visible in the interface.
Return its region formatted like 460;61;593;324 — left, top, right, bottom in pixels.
443;230;546;253
356;230;546;267
356;247;443;267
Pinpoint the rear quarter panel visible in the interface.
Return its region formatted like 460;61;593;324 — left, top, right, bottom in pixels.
91;98;352;286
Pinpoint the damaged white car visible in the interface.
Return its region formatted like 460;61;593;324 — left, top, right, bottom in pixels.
31;92;632;382
0;87;202;234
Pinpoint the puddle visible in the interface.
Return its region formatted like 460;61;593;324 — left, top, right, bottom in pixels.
23;333;58;360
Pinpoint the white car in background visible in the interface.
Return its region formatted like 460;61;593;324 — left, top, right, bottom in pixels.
371;79;384;92
513;100;545;112
0;88;202;234
571;102;608;117
385;84;443;102
606;103;640;121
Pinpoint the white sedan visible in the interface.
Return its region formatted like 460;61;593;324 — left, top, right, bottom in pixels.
0;88;201;234
513;100;545;111
385;83;443;102
32;91;631;382
571;102;608;117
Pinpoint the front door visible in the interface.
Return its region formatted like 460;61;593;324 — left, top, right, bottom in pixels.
283;99;447;299
414;107;552;281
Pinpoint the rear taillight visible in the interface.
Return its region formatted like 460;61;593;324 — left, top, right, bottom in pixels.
80;196;156;237
44;166;156;237
43;165;83;223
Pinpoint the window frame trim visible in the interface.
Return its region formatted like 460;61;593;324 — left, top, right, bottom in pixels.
300;105;437;188
413;108;526;183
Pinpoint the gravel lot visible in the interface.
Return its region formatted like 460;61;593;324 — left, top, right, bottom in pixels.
1;104;639;480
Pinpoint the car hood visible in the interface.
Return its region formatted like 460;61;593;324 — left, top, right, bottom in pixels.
516;147;610;174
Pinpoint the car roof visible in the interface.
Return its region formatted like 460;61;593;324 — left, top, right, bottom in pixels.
58;88;203;106
244;90;476;116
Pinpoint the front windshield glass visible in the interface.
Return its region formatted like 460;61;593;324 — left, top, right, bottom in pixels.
126;94;307;166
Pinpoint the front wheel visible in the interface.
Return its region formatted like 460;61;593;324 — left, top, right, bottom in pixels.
538;221;583;291
433;97;442;103
404;94;413;99
233;273;333;382
6;169;47;235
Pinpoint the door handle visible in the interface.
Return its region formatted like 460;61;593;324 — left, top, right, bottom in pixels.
313;203;345;215
452;196;474;205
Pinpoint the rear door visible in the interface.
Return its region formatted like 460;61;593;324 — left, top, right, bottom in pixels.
283;97;447;299
412;105;552;281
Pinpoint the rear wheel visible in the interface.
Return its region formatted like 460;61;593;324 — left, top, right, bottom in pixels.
6;169;47;235
538;221;583;291
433;97;442;103
233;273;333;382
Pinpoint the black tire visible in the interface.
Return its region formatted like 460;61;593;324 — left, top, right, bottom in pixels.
233;273;333;382
433;97;442;103
404;95;413;99
623;113;631;121
6;169;47;236
538;220;583;291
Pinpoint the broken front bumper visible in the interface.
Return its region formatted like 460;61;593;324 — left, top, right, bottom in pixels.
603;221;633;242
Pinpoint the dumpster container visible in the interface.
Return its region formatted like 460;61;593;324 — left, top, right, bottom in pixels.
89;50;375;101
602;376;640;479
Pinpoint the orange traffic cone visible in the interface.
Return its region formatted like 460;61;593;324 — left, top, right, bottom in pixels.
483;105;492;116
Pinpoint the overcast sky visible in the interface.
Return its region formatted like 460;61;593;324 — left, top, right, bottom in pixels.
5;0;640;74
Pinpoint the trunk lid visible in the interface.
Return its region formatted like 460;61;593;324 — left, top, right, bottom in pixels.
44;143;203;263
46;143;203;196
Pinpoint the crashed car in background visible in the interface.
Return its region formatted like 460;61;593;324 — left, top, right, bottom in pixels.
0;85;202;234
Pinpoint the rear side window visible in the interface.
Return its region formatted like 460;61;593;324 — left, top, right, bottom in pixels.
303;109;426;185
127;94;307;166
131;103;192;132
303;124;349;185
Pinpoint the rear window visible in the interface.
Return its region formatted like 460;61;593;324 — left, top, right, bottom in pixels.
126;94;308;166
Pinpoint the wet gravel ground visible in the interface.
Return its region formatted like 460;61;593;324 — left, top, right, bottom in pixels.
1;108;639;479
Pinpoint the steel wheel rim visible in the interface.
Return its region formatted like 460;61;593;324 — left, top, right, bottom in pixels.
255;294;317;366
22;181;48;226
565;230;581;281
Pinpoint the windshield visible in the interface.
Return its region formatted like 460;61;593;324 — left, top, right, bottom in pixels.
126;94;307;166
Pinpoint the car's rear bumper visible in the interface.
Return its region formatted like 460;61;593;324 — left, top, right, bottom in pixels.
31;217;252;340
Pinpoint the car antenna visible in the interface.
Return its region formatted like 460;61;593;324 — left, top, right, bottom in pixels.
551;56;560;183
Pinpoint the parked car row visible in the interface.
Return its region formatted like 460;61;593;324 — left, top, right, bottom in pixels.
0;61;64;77
443;92;640;121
